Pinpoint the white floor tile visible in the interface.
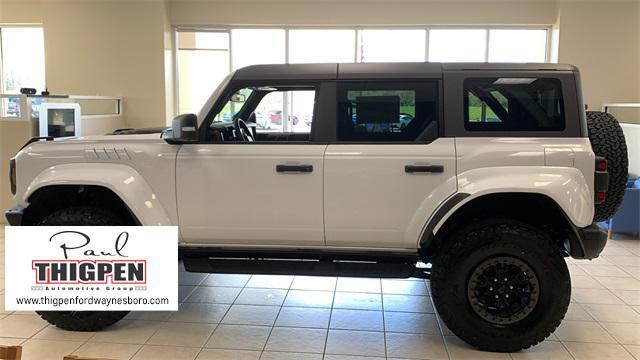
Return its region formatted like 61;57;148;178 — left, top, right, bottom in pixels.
510;341;572;359
554;320;617;343
21;339;84;360
0;224;637;360
563;341;635;359
264;326;327;353
325;329;386;357
205;324;271;350
73;342;142;360
131;344;200;360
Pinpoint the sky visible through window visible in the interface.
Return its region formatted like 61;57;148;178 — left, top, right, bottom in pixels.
1;27;46;94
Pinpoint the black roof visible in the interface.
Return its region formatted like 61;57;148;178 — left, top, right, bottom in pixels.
232;63;579;81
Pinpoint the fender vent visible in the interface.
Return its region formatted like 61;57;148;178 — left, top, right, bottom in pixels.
85;148;132;161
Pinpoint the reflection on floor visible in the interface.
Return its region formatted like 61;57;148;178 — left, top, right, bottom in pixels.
0;225;639;359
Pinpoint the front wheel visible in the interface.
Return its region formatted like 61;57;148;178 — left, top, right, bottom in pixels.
430;219;570;352
35;206;131;331
37;311;129;331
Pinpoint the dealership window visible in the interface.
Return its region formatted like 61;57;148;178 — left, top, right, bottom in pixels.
464;77;565;131
177;31;230;114
289;29;356;64
358;29;426;62
231;29;285;69
0;27;46;94
428;29;487;62
488;29;547;63
175;27;550;125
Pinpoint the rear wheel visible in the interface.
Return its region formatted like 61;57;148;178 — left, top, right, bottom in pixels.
430;219;570;352
35;206;130;331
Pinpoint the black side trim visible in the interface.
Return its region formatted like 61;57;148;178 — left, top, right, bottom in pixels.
9;157;16;195
419;193;470;248
5;205;25;225
180;247;419;263
570;223;608;259
183;257;420;278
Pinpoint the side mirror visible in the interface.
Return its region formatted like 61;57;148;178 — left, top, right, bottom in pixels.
164;113;198;143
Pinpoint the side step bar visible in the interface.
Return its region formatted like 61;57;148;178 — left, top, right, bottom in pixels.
183;257;431;279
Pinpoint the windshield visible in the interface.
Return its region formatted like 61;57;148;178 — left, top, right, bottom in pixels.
196;71;235;126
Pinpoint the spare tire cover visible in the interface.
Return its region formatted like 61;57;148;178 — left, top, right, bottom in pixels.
586;111;628;222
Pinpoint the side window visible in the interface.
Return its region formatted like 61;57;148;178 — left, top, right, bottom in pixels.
337;82;438;142
464;77;565;131
254;90;315;134
212;87;315;135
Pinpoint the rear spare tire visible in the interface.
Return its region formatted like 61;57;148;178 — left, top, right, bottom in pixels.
586;111;628;222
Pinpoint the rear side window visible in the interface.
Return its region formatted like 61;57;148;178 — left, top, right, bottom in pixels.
464;77;565;132
337;82;438;141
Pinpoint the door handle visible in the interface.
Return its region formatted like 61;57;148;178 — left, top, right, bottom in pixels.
276;164;313;173
405;165;444;173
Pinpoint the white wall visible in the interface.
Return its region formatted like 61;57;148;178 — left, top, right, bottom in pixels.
1;0;639;125
0;0;171;129
556;1;640;110
169;0;557;25
0;0;638;224
622;124;640;177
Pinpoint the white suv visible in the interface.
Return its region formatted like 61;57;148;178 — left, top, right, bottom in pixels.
5;63;628;352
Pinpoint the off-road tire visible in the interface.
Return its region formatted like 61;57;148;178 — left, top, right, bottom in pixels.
430;219;570;352
36;206;125;226
37;311;129;332
35;206;130;331
586;111;628;222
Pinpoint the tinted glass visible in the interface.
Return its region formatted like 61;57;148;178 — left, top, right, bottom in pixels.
464;77;565;131
337;82;438;141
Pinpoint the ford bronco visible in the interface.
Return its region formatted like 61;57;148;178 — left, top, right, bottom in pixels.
5;63;628;352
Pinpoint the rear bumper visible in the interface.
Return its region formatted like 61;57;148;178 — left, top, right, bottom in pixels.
4;205;24;225
571;223;608;259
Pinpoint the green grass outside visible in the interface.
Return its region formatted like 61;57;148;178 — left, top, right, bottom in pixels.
400;106;415;116
468;105;500;122
469;106;482;121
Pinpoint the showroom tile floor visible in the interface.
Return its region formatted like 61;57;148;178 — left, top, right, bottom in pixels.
0;226;639;359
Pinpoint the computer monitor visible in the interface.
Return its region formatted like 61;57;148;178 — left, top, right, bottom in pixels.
38;103;81;138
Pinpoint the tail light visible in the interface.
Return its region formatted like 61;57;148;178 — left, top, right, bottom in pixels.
9;157;16;195
594;157;609;205
596;158;608;172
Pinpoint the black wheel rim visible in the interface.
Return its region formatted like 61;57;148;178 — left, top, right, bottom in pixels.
467;256;540;325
